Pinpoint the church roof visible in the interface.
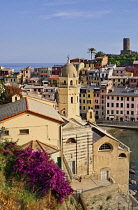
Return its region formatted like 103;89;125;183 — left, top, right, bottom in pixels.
61;60;77;77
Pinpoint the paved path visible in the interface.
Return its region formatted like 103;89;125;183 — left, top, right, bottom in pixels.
71;177;111;192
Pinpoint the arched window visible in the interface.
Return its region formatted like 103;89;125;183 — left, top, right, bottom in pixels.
99;143;112;151
66;138;76;143
118;153;126;158
70;80;73;85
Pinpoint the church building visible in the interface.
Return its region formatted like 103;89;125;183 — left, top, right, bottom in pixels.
59;59;130;194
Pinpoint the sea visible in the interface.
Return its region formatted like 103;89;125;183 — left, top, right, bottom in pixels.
0;63;64;72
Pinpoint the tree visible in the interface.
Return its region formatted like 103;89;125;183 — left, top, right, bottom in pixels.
95;51;105;58
0;84;22;104
87;48;96;60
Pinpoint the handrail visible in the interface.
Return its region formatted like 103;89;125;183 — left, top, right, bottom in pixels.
62;155;72;181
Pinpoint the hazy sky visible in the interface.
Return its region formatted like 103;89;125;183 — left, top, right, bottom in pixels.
1;0;138;63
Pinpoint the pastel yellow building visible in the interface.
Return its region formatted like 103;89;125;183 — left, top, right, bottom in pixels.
58;60;80;119
80;85;95;119
0;97;63;162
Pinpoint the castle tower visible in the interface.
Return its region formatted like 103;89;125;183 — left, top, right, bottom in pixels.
58;59;80;119
121;38;131;55
123;38;130;51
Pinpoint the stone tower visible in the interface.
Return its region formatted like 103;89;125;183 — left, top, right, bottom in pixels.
58;59;80;119
123;38;130;51
121;38;131;55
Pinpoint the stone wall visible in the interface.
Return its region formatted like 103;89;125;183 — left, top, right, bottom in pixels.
81;184;119;210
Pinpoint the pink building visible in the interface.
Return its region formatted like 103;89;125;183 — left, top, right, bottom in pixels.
106;86;138;122
0;66;13;77
113;67;126;76
128;77;138;87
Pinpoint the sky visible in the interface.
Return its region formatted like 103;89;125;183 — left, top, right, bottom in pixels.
0;0;138;63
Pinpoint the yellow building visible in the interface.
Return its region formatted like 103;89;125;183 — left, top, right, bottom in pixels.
79;67;90;85
92;125;130;193
109;75;130;86
58;60;80;119
0;97;63;163
80;85;95;119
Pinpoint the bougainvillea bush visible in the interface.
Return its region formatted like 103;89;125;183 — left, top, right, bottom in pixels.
0;141;74;203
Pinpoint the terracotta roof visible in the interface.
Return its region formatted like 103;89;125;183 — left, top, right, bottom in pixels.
21;140;59;154
49;75;59;79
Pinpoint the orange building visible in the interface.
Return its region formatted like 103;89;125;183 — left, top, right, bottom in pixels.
94;56;108;69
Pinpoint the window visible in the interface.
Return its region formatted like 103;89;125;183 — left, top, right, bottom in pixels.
19;129;29;134
99;143;112;150
131;111;134;115
116;103;119;107
112;96;114;100
102;100;104;104
121;97;123;101
83;94;85;97
80;99;81;103
83;106;85;110
121;103;123;108
107;96;109;99
117;97;119;100
102;95;104;99
111;103;114;107
107;110;109;114
131;104;134;108
70;80;73;85
71;97;73;103
3;130;9;135
87;100;91;104
66;138;76;143
120;111;123;114
111;110;114;114
83;99;85;103
127;97;129;101
107;103;109;107
127;104;129;108
116;110;119;114
127;111;129;114
132;97;134;101
88;94;90;98
118;153;126;158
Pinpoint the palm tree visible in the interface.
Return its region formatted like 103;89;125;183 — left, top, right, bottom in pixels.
87;48;96;60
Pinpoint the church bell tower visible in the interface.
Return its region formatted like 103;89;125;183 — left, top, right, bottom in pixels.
58;59;80;119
